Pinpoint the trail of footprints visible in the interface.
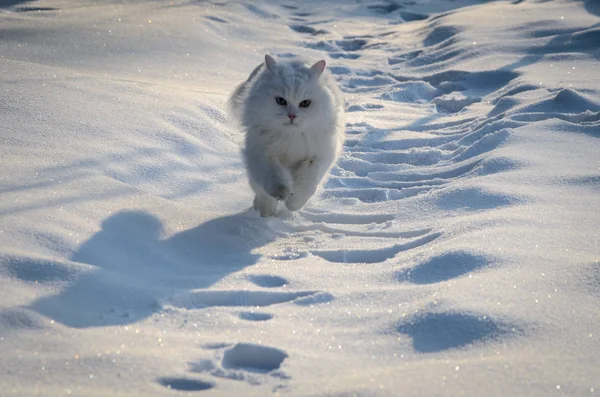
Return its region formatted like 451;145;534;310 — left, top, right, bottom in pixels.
158;343;289;392
157;219;445;390
159;273;299;392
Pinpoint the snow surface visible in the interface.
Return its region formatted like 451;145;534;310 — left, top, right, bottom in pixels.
1;0;599;395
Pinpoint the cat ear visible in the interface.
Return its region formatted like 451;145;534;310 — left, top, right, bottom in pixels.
264;54;277;71
310;60;326;76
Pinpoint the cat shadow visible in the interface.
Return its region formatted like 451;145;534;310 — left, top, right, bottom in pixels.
28;209;276;328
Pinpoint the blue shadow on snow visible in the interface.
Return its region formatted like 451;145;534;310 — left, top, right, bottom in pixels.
397;312;518;353
396;251;490;284
28;209;276;328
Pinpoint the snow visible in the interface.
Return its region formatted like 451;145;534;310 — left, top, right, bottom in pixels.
1;0;599;395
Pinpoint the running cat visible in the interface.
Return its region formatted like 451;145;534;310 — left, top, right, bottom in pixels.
228;54;345;217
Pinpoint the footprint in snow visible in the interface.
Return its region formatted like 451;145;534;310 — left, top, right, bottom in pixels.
313;232;442;264
396;251;492;284
180;343;290;388
247;274;288;288
157;377;214;391
397;311;523;353
222;343;288;372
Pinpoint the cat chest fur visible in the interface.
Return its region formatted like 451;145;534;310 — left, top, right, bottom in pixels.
264;128;335;168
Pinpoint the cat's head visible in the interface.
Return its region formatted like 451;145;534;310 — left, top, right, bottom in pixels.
243;55;335;131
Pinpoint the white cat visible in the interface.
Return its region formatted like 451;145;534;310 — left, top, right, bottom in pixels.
229;54;345;217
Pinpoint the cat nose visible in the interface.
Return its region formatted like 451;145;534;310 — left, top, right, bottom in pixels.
288;113;296;121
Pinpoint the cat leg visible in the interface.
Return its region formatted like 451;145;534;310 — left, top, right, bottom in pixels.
285;158;327;212
248;169;285;217
253;190;279;217
263;162;292;201
244;141;292;201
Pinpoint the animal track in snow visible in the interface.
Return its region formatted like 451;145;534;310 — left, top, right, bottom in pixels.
223;343;288;372
238;311;273;321
247;274;288;288
184;342;290;388
397;312;522;353
434;186;521;212
313;232;442;264
157;377;213;391
397;251;492;284
328;114;517;206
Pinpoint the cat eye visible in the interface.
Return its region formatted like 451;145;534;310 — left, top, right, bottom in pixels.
275;96;287;106
299;100;311;108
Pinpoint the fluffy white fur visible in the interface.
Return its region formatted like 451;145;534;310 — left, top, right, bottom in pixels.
229;54;345;217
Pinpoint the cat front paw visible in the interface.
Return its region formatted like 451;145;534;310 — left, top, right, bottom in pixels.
265;176;292;201
267;182;291;201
